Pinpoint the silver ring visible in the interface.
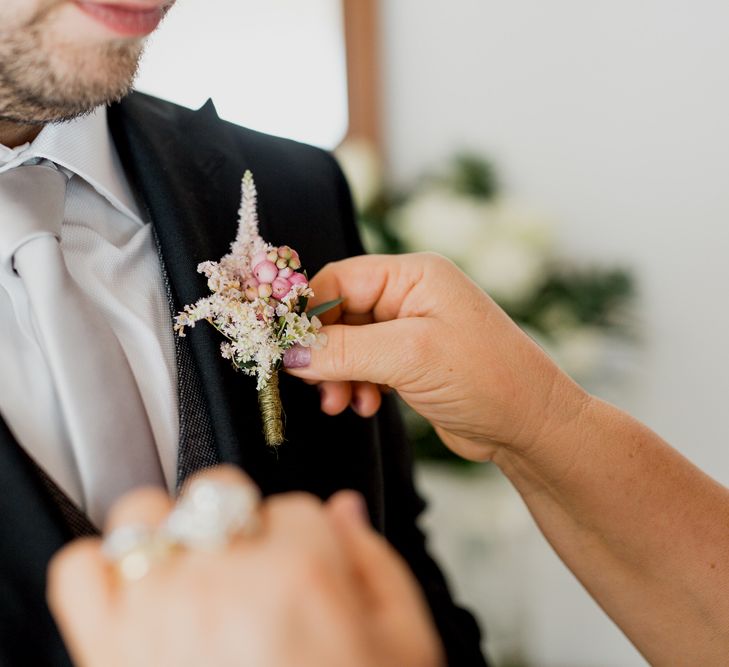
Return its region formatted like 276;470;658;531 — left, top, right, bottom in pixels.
160;479;261;551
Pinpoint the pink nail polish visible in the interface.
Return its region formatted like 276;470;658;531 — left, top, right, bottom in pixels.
283;345;311;369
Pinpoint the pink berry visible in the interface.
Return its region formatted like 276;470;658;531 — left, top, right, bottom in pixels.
244;277;259;289
254;261;278;284
289;272;308;287
276;257;288;269
251;251;268;269
266;250;279;263
258;283;273;299
245;287;258;302
278;267;293;279
272;277;292;299
278;245;293;260
288;256;302;271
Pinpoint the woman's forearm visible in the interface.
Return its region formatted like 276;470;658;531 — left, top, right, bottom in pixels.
495;392;729;665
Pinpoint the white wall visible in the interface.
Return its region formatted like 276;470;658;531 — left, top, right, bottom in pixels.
381;2;729;665
136;0;348;148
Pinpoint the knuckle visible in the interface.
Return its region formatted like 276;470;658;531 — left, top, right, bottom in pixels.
418;250;450;271
418;251;458;284
104;486;170;531
392;319;437;386
328;326;352;377
267;491;322;517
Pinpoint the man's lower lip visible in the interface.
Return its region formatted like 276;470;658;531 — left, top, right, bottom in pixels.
74;2;165;37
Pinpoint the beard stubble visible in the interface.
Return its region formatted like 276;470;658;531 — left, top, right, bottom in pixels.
0;2;146;125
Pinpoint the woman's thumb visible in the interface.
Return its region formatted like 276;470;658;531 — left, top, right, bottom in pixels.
284;319;421;387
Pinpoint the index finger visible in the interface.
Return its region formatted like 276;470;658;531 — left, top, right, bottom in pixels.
308;253;445;325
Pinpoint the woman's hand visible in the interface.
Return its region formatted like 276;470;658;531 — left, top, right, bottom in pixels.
285;255;729;665
286;253;588;461
47;466;443;667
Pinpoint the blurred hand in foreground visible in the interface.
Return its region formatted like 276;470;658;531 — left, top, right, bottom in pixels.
47;466;443;667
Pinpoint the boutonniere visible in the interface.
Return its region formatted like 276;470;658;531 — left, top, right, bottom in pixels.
174;171;340;447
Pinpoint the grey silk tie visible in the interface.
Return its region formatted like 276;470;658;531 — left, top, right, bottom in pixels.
0;164;165;526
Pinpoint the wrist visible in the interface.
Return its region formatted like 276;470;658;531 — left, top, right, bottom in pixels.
494;370;595;487
535;372;594;454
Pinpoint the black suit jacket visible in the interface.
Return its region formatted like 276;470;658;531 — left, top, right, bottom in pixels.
0;92;488;666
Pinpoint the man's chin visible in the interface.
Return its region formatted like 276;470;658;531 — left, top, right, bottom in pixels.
0;85;131;126
0;0;153;127
0;105;99;127
0;40;143;125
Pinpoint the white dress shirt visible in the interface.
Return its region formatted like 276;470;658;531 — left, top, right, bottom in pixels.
0;106;179;512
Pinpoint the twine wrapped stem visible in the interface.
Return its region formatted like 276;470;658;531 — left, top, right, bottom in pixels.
258;371;284;447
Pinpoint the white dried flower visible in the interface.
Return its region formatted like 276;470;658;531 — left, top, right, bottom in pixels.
174;171;326;390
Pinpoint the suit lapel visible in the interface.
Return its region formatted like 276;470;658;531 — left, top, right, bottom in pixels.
0;421;75;547
106;94;274;485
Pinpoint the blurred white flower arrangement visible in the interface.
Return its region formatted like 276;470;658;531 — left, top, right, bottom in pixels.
336;146;636;462
395;191;552;306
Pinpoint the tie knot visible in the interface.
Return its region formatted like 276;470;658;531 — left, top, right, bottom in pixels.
0;164;68;275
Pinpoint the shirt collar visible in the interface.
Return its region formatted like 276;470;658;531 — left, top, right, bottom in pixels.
0;106;143;225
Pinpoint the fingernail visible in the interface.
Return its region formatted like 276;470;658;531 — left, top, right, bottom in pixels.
283;345;311;369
